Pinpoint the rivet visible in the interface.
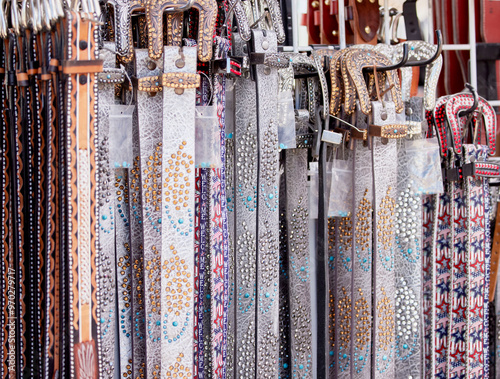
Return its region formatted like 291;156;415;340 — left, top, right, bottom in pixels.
79;40;88;50
365;26;371;34
264;66;271;75
262;40;269;50
79;75;87;85
175;88;184;95
381;111;387;121
175;59;185;68
147;61;157;70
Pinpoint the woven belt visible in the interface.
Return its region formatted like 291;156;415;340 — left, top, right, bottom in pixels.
63;10;102;377
135;47;163;379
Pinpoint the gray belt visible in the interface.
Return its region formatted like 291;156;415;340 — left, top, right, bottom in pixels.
232;32;258;378
253;29;280;378
135;48;164;379
96;43;119;378
159;45;198;375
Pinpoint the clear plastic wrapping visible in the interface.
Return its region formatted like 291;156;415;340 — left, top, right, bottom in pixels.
195;105;222;168
328;159;353;217
405;137;444;195
109;104;134;168
277;91;297;149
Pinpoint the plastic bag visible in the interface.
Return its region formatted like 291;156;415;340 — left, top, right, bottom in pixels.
328;160;353;217
109;104;134;168
405;137;444;195
277;91;296;149
195;105;222;168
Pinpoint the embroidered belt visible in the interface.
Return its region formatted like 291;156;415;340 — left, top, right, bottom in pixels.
63;10;102;377
159;45;197;376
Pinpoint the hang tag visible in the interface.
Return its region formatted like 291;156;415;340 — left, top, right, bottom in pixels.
195;105;222;168
328;159;353;217
277;90;296;149
405;137;444;195
109;104;135;168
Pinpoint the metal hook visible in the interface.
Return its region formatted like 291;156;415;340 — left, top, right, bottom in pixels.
0;0;7;38
458;83;479;117
10;0;21;35
404;30;443;67
19;0;29;29
363;43;409;73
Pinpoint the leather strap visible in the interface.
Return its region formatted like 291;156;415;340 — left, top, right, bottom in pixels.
114;168;133;379
135;47;163;379
232;32;258;377
403;0;423;40
160;45;197;375
371;113;398;378
95;44;118;378
64;10;101;378
394;142;424;379
253;28;280;378
129;59;146;379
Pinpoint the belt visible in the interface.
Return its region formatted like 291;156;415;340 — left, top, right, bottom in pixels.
129;62;146;379
446;95;497;377
232;32;258;377
224;81;236;379
195;168;209;378
253;29;280;378
159;45;197;375
393;139;424;379
208;36;231;378
371;104;399;378
114;168;133;379
95;43;119;377
135;47;163;379
42;30;62;379
285;109;313;377
63;10;102;377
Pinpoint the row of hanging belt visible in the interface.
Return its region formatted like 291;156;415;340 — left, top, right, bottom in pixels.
1;0;500;377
